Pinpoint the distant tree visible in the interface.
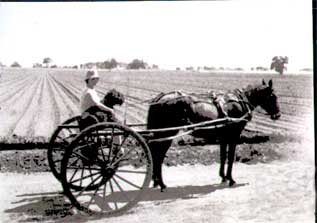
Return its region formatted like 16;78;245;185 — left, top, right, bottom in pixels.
84;62;95;69
11;62;21;68
33;63;42;68
256;66;268;71
270;56;288;75
176;67;181;71
300;68;313;72
104;61;110;69
152;64;159;69
43;57;52;68
104;58;118;70
127;59;146;69
203;66;216;71
186;66;194;71
110;58;118;69
50;65;58;68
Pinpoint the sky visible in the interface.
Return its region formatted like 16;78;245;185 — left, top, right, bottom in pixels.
0;0;313;71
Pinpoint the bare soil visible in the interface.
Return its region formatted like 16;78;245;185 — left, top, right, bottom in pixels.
0;131;314;222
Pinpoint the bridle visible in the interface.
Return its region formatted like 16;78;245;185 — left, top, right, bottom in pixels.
234;88;279;117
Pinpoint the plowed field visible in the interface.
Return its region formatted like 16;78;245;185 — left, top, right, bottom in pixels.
0;68;313;143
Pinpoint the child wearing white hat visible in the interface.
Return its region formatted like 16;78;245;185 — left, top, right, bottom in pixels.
80;69;114;120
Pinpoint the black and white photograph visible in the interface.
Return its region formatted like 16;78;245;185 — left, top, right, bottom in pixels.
0;0;314;222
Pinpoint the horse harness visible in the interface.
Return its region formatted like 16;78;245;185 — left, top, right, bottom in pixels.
147;90;253;121
230;89;253;121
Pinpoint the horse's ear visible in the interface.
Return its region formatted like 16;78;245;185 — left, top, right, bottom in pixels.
262;79;266;85
268;79;273;88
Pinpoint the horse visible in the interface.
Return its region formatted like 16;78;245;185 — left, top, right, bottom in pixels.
79;88;125;130
146;79;281;191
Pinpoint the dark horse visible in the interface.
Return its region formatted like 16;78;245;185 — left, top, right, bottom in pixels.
146;79;281;191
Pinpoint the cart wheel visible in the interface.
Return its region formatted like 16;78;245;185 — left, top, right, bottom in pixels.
48;116;81;181
61;122;153;216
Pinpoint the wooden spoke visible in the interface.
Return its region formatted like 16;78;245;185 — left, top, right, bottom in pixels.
86;184;101;210
111;145;138;167
67;153;83;167
68;171;101;185
116;169;147;174
109;179;118;210
108;126;115;159
99;145;108;162
80;166;85;187
111;177;131;202
69;165;80;183
113;173;142;190
67;166;101;171
74;174;103;198
110;133;129;164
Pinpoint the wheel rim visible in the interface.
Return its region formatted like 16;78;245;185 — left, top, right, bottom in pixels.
48;116;80;181
61;122;152;215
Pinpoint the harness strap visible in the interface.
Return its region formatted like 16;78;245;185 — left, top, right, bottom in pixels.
145;90;186;104
233;89;253;121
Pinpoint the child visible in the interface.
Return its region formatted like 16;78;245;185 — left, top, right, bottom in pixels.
80;69;114;122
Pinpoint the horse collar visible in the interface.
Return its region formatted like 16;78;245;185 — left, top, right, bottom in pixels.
234;89;253;121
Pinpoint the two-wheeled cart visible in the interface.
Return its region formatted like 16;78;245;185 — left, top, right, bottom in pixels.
48;114;248;216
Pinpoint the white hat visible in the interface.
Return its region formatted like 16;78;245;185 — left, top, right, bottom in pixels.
85;69;99;81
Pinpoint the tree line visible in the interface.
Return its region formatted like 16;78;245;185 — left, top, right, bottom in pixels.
30;58;157;70
1;55;311;75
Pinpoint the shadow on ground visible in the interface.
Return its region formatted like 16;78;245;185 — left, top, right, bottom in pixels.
5;183;247;222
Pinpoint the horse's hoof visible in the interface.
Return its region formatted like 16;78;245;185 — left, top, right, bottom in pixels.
159;183;167;192
229;180;236;187
160;185;167;192
153;181;159;188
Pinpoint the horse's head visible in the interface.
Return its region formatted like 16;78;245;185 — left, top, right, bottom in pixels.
102;89;125;108
255;79;281;120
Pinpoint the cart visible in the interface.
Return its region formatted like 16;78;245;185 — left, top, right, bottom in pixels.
48;114;248;216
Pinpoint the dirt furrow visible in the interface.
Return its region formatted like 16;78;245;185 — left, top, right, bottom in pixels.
0;76;41;136
49;74;80;104
33;74;57;138
12;76;45;137
0;76;32;102
47;75;79;125
252;114;308;131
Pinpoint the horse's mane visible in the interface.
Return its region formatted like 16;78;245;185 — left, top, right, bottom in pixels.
242;83;271;99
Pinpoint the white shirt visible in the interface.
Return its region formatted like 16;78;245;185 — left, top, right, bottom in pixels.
80;88;101;113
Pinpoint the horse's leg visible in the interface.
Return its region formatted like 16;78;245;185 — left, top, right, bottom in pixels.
155;140;173;191
226;143;237;186
219;143;227;183
149;140;172;192
155;153;167;191
148;143;160;188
